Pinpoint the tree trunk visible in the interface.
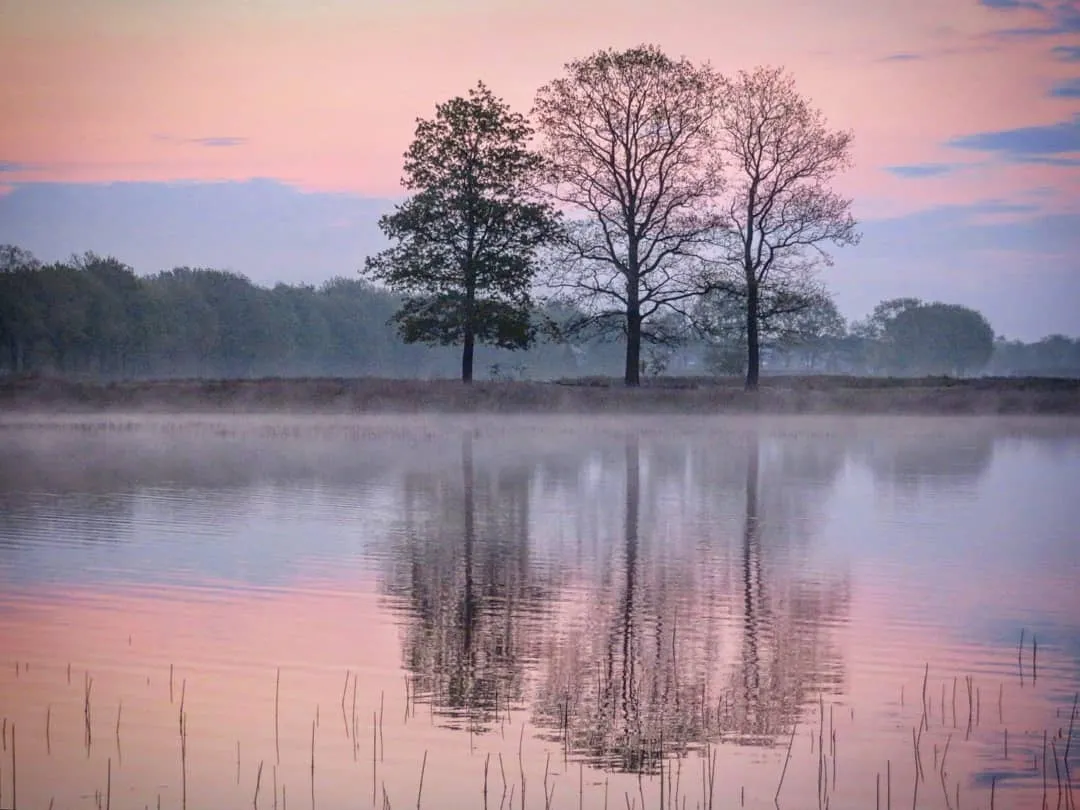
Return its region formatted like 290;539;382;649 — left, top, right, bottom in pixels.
624;315;642;387
462;267;476;384
462;329;475;383
745;281;760;392
624;247;642;387
625;267;642;387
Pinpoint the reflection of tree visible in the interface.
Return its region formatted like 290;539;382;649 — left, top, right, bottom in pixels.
723;433;849;745
533;437;706;772
381;433;552;731
531;430;851;771
857;426;995;493
0;424;404;555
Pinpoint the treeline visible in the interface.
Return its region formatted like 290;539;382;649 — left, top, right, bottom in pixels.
0;246;622;379
1;245;1077;380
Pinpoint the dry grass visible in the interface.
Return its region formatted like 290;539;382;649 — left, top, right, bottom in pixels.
1;373;1078;415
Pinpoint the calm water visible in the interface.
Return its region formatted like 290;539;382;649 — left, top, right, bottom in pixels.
0;413;1077;810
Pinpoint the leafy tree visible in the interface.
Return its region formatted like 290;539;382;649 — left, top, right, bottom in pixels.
697;283;843;374
364;82;561;383
0;245;44;372
71;252;144;374
711;66;860;390
851;298;995;376
851;297;923;341
883;302;994;376
989;335;1080;377
533;44;725;387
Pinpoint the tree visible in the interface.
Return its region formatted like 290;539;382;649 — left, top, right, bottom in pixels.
363;82;560;383
696;281;843;374
882;301;995;376
778;291;847;370
0;245;44;373
533;45;725;387
712;66;860;390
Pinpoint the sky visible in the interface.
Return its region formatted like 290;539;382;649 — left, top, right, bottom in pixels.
1;0;1078;341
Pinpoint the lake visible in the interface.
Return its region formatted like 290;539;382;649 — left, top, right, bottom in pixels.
0;413;1077;810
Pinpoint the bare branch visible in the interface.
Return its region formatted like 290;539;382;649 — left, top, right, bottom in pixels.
533;45;726;385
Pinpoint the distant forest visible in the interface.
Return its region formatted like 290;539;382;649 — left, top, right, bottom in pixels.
1;245;1078;380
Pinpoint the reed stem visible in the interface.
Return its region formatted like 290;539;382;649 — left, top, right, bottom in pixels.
416;750;427;810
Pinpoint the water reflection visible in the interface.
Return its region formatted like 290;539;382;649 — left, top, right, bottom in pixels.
0;415;1077;810
725;433;851;745
857;422;996;493
379;428;855;770
381;432;554;731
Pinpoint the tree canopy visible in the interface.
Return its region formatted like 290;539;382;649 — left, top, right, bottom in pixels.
534;44;726;386
363;82;561;382
881;300;995;376
710;66;860;390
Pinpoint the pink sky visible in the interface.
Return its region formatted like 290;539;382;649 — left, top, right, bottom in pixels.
2;0;1078;216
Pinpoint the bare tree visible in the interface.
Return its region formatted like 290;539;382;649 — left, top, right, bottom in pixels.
533;45;725;386
713;66;860;390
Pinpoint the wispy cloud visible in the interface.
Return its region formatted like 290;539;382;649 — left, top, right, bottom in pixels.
1052;44;1080;60
879;52;924;62
152;134;250;148
948;115;1080;161
190;137;248;148
980;0;1080;38
885;163;960;178
0;161;32;172
978;0;1045;9
1049;77;1080;97
1012;154;1080;165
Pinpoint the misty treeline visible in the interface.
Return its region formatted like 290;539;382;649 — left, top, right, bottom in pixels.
1;243;1075;379
0;244;622;379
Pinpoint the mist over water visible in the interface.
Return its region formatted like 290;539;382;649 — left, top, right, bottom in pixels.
0;414;1077;809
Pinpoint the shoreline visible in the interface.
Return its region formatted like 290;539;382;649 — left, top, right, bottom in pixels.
1;374;1079;416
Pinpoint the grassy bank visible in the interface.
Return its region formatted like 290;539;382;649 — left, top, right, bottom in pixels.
2;373;1079;415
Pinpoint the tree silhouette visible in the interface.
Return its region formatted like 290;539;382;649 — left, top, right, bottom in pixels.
534;45;725;387
381;433;553;730
711;66;860;390
364;83;561;382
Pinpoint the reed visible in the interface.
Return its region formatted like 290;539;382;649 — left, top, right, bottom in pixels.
484;753;490;810
1033;634;1038;683
1065;692;1077;768
921;663;929;728
938;733;952;809
417;750;427;810
180;701;188;810
254;760;264;809
352;674;359;755
1044;728;1048;808
84;673;93;755
1019;628;1026;686
275;667;282;765
774;718;797;804
518;724;526;810
115;700;122;760
1052;739;1063;808
543;751;552;810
